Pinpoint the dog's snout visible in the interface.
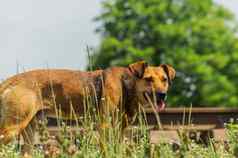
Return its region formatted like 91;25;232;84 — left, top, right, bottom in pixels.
156;92;167;101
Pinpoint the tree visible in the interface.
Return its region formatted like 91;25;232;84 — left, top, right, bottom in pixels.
90;0;238;107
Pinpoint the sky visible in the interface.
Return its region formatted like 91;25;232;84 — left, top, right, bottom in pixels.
0;0;238;79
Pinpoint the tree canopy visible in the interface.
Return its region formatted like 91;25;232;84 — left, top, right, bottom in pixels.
90;0;238;107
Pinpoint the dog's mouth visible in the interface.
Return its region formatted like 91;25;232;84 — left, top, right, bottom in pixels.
143;92;166;112
156;99;166;112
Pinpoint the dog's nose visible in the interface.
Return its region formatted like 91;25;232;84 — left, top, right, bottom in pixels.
156;92;167;101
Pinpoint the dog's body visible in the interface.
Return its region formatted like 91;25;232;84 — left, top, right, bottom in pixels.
0;61;175;155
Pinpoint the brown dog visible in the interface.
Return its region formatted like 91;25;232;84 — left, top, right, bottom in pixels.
0;61;175;154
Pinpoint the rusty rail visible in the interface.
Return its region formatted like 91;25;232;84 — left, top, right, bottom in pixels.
145;107;238;143
46;107;238;144
144;107;238;128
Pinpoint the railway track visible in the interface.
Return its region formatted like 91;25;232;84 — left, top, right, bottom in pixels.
45;107;238;144
146;107;238;144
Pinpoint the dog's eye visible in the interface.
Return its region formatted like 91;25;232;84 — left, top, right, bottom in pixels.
162;76;168;82
144;77;153;82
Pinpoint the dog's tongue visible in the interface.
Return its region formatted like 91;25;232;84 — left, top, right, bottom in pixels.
156;100;166;112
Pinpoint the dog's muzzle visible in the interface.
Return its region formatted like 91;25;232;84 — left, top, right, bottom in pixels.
143;92;167;112
156;92;167;101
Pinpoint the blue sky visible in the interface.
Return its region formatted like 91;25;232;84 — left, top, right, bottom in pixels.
0;0;237;79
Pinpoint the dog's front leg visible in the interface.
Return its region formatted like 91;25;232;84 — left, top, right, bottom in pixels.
21;117;38;158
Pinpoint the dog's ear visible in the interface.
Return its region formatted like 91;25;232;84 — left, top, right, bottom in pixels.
129;61;148;78
160;64;176;85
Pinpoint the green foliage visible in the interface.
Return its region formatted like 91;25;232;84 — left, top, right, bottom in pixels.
91;0;238;107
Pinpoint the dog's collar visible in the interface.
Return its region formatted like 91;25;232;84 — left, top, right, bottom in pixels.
93;74;104;107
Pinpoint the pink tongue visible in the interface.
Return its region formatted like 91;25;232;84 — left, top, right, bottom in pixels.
156;100;166;112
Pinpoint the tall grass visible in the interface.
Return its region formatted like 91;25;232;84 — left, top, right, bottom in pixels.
0;93;237;158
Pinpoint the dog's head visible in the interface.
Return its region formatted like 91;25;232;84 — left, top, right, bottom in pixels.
128;61;175;112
